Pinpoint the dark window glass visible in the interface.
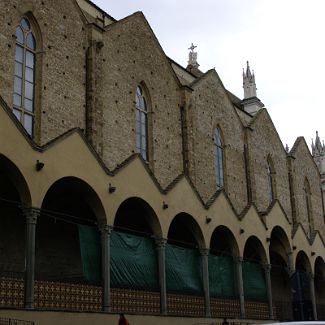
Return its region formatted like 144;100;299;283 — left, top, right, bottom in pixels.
214;128;224;188
26;33;35;50
267;163;273;204
15;27;24;44
135;86;148;161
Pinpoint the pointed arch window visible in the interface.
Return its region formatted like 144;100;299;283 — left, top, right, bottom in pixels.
13;18;36;136
304;178;314;234
214;127;224;189
267;159;275;204
135;86;148;161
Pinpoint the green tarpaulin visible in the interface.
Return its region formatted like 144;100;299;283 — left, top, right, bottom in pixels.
166;244;203;294
242;261;267;301
110;231;158;290
209;255;237;298
78;225;101;285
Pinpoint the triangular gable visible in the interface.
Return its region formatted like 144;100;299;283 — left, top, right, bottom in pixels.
104;12;182;89
292;224;312;254
311;232;325;261
290;136;319;171
267;201;292;240
189;69;245;127
248;108;287;155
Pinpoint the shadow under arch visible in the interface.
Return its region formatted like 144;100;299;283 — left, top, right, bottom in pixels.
291;250;314;321
210;225;239;257
167;212;205;249
315;256;325;318
244;235;268;264
209;225;240;309
165;213;205;299
269;226;293;321
41;176;106;225
243;236;268;305
0;154;31;207
36;176;106;284
0;154;31;274
114;196;162;237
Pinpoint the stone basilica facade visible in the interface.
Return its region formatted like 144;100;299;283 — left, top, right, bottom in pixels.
0;1;324;325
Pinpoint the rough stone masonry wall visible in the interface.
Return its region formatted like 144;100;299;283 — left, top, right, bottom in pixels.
95;13;183;187
187;71;248;213
0;0;87;144
247;110;292;218
291;141;325;238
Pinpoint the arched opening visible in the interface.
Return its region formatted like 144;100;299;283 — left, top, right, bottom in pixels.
269;226;292;321
315;257;325;319
111;197;161;314
209;226;240;318
36;177;105;310
292;251;313;320
0;155;31;307
243;236;268;318
166;213;205;316
114;197;161;237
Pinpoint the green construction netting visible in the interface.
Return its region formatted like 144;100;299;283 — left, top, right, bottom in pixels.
166;244;203;294
110;231;158;290
242;261;267;301
78;225;101;285
209;254;237;298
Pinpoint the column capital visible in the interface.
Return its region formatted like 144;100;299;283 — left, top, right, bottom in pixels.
23;208;39;224
199;248;209;256
308;272;315;280
155;237;167;248
236;256;244;264
263;264;272;273
286;266;296;277
99;224;113;235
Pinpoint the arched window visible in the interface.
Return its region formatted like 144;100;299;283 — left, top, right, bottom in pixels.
214;127;224;189
267;159;274;204
304;178;314;234
135;86;148;161
13;18;36;136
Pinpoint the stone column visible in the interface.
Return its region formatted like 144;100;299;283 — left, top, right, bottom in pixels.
155;238;167;315
24;208;38;309
200;248;211;317
309;273;317;320
264;264;274;319
286;252;295;277
100;225;112;312
236;257;245;318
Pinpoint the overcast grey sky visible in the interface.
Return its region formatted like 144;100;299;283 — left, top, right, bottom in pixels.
92;0;325;150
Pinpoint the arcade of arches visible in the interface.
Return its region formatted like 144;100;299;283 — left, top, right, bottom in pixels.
0;153;324;321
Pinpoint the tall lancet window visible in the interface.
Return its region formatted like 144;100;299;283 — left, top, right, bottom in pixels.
267;162;274;204
13;18;36;136
135;86;148;161
304;178;313;234
214;127;224;189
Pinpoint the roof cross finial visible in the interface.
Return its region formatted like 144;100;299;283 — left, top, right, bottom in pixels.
188;43;197;52
187;43;199;68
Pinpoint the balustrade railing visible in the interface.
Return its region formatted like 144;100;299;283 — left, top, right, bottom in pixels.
0;318;34;325
0;271;24;308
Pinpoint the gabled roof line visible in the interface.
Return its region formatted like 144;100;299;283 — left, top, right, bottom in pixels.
1;96;324;245
103;11;183;89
